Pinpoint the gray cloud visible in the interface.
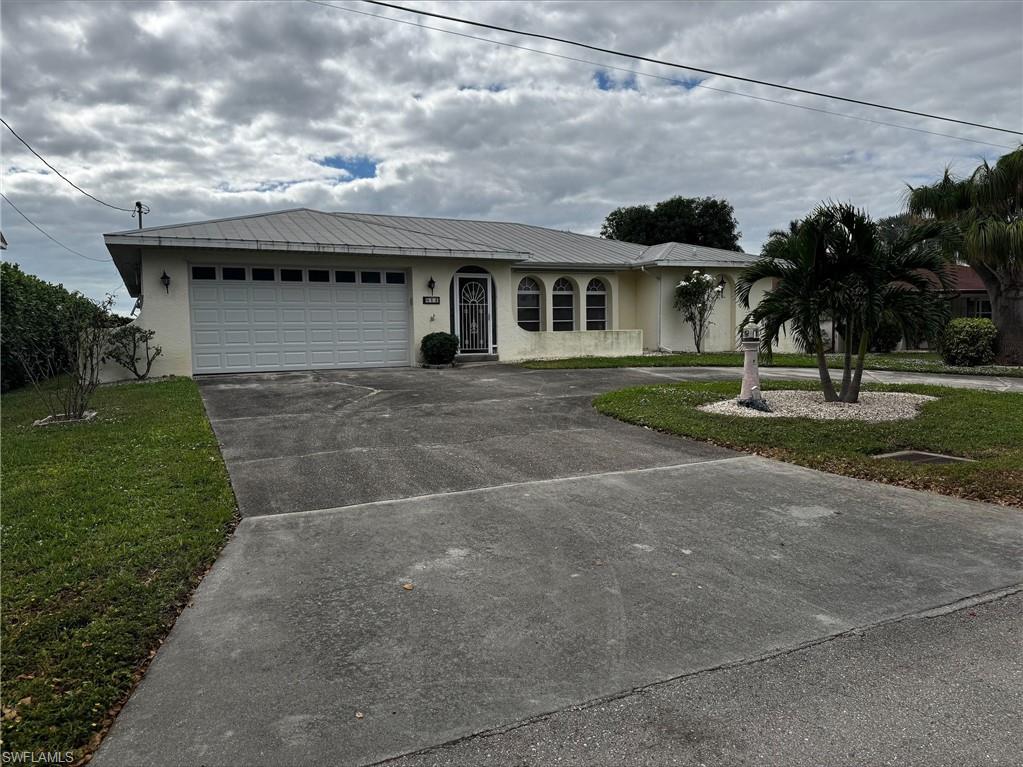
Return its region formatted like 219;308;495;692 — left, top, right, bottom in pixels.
1;0;1020;313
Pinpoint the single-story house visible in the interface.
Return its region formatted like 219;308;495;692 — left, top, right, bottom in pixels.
104;208;786;376
948;264;991;320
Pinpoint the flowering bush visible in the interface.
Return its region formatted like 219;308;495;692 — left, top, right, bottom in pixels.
673;270;724;353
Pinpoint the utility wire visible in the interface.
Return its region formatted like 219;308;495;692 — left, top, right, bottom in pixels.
0;192;110;263
307;1;1015;150
1;118;137;213
356;0;1022;137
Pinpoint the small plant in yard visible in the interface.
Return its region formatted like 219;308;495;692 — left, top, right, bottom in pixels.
673;270;724;353
104;324;163;379
16;294;113;421
940;318;998;366
420;331;459;366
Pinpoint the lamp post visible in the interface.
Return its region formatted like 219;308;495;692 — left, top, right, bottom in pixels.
738;325;769;410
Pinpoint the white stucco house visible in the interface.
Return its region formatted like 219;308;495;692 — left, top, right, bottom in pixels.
104;208;784;376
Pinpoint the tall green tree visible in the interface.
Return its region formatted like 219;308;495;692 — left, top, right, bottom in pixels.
600;195;742;250
738;203;952;403
906;147;1023;364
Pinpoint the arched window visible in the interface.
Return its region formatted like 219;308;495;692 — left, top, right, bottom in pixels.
516;277;541;331
552;278;576;332
586;278;608;330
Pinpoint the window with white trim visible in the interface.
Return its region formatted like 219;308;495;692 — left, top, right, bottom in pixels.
552;278;575;332
965;296;992;319
585;278;607;330
516;277;542;331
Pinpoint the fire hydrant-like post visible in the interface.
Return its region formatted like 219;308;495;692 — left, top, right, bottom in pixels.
738;326;768;410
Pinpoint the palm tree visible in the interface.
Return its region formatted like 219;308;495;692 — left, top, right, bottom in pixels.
907;147;1023;364
737;207;849;401
738;203;952;403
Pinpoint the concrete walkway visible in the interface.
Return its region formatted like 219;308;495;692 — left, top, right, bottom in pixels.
94;365;1022;766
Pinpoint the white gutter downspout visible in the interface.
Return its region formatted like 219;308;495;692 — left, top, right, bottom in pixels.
656;270;664;351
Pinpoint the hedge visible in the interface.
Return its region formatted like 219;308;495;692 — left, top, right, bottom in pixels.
940;317;998;367
0;263;104;392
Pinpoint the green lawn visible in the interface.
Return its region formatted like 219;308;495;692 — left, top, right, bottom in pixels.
594;380;1023;508
524;351;1023;377
1;378;237;761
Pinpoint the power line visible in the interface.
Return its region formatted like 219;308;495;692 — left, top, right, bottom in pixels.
357;0;1023;137
1;118;140;213
307;1;1015;150
0;192;110;263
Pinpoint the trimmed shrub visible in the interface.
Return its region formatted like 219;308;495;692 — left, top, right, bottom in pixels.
420;332;459;365
940;318;997;366
871;316;903;353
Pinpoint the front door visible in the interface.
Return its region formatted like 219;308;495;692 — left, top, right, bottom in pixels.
455;275;491;353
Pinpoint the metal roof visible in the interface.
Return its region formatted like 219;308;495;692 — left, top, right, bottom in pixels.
640;241;758;267
104;208;754;296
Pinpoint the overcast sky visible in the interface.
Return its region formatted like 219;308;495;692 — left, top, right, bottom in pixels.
2;0;1021;312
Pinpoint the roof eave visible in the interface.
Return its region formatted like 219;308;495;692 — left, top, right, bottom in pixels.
102;235;528;261
637;259;756;269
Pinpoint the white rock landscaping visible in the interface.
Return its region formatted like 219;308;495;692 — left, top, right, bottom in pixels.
699;390;936;422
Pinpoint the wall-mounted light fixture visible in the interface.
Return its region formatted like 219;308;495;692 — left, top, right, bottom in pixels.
717;275;726;290
427;276;436;295
160;271;171;294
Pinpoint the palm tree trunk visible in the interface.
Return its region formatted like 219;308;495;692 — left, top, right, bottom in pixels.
815;334;838;401
839;316;853;400
845;331;871;403
991;286;1023;365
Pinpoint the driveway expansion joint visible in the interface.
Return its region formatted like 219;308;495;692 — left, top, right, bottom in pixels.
241;455;754;523
368;582;1023;767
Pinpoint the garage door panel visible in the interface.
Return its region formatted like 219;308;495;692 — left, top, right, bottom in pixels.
193;308;220;324
225;352;255;368
252;287;278;302
309;309;333;323
224;330;251;345
222;287;249;303
194;353;223;370
253;330;280;344
192;286;219;302
223;309;250;323
193;330;221;346
190;267;409;373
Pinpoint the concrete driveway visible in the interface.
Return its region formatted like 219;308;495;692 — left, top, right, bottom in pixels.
95;365;1023;766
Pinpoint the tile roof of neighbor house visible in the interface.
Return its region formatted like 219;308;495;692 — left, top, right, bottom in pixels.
104;208;757;292
952;264;985;292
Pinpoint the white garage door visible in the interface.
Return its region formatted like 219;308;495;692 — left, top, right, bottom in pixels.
189;265;410;373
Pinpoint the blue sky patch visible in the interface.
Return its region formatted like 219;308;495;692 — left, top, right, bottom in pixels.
317;154;378;180
670;76;706;91
594;70;637;91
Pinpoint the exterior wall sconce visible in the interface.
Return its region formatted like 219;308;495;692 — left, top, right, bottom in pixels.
717;275;726;290
427;277;436;295
160;271;171;293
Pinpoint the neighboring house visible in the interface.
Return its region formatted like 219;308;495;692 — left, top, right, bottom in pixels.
948;264;991;320
104;208;779;376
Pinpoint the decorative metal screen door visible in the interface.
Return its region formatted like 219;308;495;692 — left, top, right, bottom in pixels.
455;276;491;353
